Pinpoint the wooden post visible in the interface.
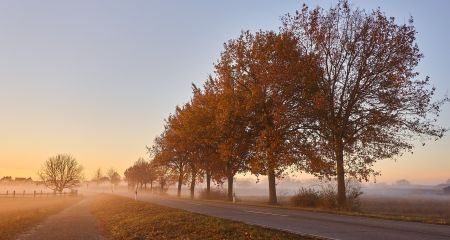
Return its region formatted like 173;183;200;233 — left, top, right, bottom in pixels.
13;190;15;198
34;190;36;197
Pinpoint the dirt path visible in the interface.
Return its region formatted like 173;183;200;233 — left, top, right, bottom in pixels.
15;196;105;240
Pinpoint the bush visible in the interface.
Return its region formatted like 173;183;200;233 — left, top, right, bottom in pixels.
199;188;228;201
291;179;363;211
290;188;321;208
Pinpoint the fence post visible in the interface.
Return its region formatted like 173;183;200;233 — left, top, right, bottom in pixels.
34;190;36;198
6;190;8;196
13;190;15;198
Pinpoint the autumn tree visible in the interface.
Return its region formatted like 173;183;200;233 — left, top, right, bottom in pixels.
38;154;83;193
211;47;257;201
150;124;189;197
217;30;321;204
282;0;448;207
123;158;154;190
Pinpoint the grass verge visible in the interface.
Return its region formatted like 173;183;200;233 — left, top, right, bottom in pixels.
0;196;82;239
91;194;317;240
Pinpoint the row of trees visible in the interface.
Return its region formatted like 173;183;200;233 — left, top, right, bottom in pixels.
130;1;447;207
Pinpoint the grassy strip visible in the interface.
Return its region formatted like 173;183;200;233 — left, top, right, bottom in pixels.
91;194;317;240
0;197;82;239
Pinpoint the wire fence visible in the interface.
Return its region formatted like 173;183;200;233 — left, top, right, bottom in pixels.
0;190;78;198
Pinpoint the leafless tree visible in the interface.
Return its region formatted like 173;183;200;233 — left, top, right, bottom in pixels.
107;168;121;189
38;154;83;193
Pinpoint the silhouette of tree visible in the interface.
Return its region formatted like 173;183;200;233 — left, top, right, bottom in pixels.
38;154;83;193
107;168;121;190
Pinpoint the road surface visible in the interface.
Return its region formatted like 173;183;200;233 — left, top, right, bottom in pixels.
116;192;450;240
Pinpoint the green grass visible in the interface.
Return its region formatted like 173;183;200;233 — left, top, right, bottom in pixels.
90;194;317;240
0;197;81;240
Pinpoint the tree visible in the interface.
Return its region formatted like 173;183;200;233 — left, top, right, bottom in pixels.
212;47;256;201
282;0;448;207
38;154;83;193
217;30;321;204
150;122;189;197
107;168;121;190
93;168;103;186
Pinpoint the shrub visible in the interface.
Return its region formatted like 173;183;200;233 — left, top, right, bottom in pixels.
199;188;228;201
290;188;321;208
291;179;363;211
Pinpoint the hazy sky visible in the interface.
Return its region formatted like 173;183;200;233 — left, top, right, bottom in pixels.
0;1;449;184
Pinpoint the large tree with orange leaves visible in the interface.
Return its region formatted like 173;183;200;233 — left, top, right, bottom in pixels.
213;30;323;204
282;0;448;207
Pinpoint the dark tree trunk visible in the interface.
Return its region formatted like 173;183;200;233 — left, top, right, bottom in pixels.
177;173;183;197
336;143;346;208
206;172;211;198
190;177;195;199
227;176;234;201
227;163;234;201
268;167;277;205
150;181;153;193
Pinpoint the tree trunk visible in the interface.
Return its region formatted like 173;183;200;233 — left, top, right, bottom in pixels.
336;144;346;208
190;177;195;199
268;167;277;205
227;175;233;201
177;173;183;197
150;181;153;193
206;172;211;198
227;163;234;201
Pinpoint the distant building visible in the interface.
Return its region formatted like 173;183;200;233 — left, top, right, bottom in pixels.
0;176;13;183
444;186;450;194
14;177;33;183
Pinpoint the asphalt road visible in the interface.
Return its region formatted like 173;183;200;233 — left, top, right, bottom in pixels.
116;192;450;240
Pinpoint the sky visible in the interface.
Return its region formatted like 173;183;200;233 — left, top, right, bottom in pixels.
0;0;449;185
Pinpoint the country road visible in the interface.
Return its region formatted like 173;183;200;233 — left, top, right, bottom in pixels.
115;192;450;240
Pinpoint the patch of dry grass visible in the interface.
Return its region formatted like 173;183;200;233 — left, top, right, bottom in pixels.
0;196;81;239
359;196;450;224
233;195;450;225
91;194;316;240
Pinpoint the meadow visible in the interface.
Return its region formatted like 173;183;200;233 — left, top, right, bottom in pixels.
0;196;81;239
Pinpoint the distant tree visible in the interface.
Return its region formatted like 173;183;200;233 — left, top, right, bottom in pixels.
151;121;189;197
107;168;121;190
396;179;411;186
124;158;154;190
282;0;448;207
93;168;103;186
38;154;83;193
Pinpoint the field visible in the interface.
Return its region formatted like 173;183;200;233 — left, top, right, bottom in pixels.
90;194;316;240
359;195;450;224
0;196;81;239
232;194;450;225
